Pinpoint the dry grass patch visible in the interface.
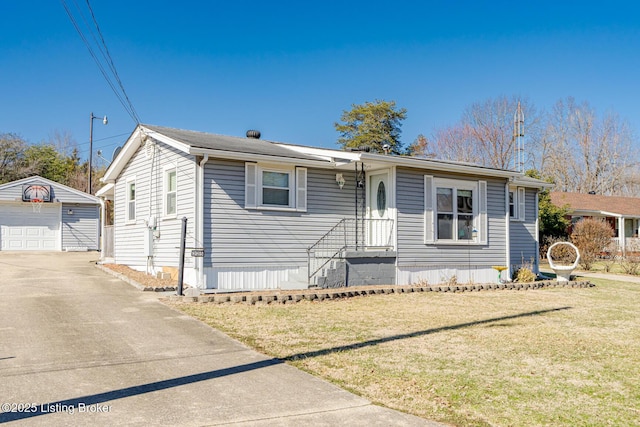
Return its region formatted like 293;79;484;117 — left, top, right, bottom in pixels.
167;280;640;426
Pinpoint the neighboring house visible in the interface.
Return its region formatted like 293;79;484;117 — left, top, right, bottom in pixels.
98;125;550;291
0;176;101;251
550;191;640;253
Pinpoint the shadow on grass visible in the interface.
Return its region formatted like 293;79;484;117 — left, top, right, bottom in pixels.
284;306;572;361
0;306;570;424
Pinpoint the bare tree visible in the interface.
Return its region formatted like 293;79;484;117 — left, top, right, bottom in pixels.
538;98;638;195
423;96;540;169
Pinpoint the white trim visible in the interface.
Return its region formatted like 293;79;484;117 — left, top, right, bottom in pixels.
197;155;209;288
191;148;336;168
518;187;526;221
505;182;511;276
432;177;482;244
295;167;307;212
162;164;178;218
125;176;136;224
424;175;434;244
245;163;307;212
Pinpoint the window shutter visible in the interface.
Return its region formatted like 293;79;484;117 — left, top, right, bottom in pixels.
424;175;434;244
479;180;488;244
245;163;257;208
296;167;307;212
518;187;526;221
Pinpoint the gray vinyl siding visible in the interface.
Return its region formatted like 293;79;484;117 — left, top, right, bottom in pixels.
113;142;196;267
510;189;538;268
204;159;356;268
396;167;507;267
61;204;99;250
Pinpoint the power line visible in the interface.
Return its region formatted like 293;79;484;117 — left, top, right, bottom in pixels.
60;0;141;125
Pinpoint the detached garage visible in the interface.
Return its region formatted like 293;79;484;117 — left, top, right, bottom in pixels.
0;176;100;251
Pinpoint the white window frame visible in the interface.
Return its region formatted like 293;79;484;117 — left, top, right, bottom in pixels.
509;186;526;221
125;176;136;224
425;176;487;245
163;165;177;218
244;163;307;212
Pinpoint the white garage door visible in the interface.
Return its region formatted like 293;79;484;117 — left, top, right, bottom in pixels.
0;203;61;251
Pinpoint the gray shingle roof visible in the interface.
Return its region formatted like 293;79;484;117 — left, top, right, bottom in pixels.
143;125;330;162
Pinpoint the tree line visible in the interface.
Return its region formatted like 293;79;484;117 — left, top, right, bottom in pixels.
0;131;104;194
335;97;640;197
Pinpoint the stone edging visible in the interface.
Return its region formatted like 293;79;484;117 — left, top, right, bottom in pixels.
95;263;176;292
166;280;595;305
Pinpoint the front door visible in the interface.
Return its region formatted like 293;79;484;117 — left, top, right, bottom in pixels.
367;171;392;248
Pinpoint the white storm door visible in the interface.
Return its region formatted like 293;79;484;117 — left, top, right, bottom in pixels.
367;171;392;249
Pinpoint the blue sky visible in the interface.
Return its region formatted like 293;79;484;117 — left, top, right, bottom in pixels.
2;1;640;164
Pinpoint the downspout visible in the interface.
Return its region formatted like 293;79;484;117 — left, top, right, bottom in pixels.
505;181;511;277
534;191;540;274
197;154;209;288
99;197;105;261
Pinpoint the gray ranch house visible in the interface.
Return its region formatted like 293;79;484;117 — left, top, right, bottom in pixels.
98;125;549;291
0;175;100;251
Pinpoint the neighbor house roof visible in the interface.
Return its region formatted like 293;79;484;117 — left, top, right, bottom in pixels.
550;191;640;217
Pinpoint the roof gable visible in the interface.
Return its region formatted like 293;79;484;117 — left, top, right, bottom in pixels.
0;176;100;203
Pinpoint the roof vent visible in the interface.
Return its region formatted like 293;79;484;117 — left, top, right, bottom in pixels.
246;130;261;139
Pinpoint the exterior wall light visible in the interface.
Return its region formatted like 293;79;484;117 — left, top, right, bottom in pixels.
336;173;346;189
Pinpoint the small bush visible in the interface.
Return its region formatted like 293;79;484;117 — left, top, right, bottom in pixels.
548;241;578;265
619;255;640;275
513;266;537;282
571;218;614;270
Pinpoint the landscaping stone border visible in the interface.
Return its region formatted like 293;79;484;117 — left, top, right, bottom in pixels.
165;280;595;305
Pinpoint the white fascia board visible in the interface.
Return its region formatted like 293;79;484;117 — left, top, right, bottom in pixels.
101;126;192;183
511;177;555;189
571;209;621;217
101;127;143;183
95;183;114;198
358;153;517;179
188;147;338;168
274;143;361;162
139;126;192;153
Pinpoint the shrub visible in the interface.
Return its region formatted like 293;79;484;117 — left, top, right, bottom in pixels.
619;255;640;275
571;218;614;270
513;266;537;282
548;241;578;265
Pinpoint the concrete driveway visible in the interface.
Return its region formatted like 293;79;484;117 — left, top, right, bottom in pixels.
0;252;441;426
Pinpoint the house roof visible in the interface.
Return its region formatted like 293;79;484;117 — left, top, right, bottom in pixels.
143;125;334;163
550;191;640;217
101;124;551;189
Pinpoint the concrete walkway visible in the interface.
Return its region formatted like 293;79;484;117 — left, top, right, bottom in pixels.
0;252;443;426
540;264;640;284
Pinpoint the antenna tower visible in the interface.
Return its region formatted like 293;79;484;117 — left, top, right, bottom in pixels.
513;101;525;172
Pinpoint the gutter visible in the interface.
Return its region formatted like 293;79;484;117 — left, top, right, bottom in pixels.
188;148;338;168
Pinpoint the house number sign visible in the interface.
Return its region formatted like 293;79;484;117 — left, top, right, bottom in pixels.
191;249;205;257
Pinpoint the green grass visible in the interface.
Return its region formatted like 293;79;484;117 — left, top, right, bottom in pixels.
168;278;640;426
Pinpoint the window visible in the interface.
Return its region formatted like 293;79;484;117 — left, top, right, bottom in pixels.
126;179;136;222
425;176;487;244
165;168;177;216
262;170;290;206
436;186;474;241
509;190;516;218
509;187;526;221
245;163;307;211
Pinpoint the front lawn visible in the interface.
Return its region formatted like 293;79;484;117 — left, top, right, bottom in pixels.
168;278;639;426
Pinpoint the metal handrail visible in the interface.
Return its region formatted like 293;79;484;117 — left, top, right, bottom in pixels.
307;218;394;284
